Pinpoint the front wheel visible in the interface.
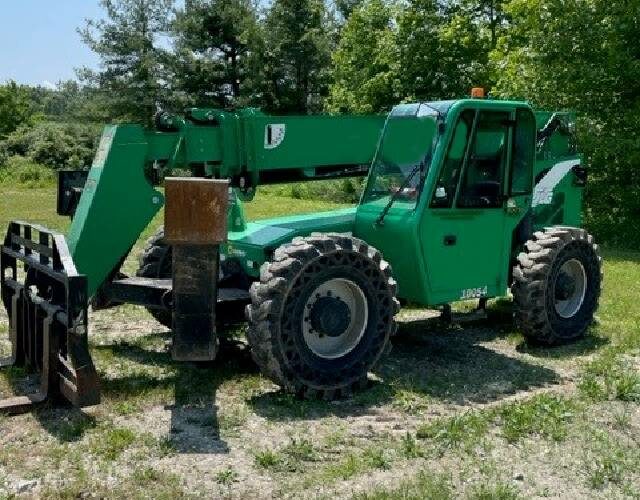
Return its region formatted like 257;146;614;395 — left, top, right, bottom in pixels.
246;234;399;399
512;227;602;345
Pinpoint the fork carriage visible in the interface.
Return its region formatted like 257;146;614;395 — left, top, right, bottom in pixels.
1;222;99;413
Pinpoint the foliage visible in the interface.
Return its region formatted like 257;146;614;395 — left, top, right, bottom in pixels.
492;0;640;247
397;0;490;102
260;0;334;113
0;156;56;187
328;0;497;113
0;121;100;170
171;0;263;108
0;81;42;138
78;0;175;124
327;0;398;114
262;178;364;203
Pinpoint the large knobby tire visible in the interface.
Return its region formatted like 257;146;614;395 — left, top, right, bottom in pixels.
136;227;250;329
246;234;399;400
512;227;602;345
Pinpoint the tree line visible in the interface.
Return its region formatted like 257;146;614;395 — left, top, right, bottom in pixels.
0;0;639;247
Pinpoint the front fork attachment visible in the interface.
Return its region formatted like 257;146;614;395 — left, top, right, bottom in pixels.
0;222;100;414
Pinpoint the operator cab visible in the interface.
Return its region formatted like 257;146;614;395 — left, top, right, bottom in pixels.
356;97;537;305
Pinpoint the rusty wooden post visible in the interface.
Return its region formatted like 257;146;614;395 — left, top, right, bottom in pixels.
164;178;229;361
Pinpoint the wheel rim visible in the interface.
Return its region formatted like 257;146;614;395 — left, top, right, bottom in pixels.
554;258;587;318
302;278;368;360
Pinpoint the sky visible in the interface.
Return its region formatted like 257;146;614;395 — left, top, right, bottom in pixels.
0;0;104;87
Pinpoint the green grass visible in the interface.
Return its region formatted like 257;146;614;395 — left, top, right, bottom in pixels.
254;449;284;469
584;429;639;489
354;473;520;500
90;425;137;461
416;411;491;451
282;436;317;462
324;453;364;480
498;394;577;443
39;467;187;500
467;482;521;500
413;394;577;452
214;467;239;486
0;157;56;188
321;445;394;482
253;436;320;474
0;186;67;232
3;184;640;498
0;184;349;278
218;402;249;432
55;413;97;442
353;471;454;500
400;432;423;459
578;351;640;402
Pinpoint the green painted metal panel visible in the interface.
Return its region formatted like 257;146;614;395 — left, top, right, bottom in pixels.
226;207;358;277
243;115;385;176
355;99;585;306
356;100;526;304
68;125;166;296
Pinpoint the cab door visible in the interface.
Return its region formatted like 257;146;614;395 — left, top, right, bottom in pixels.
420;108;513;303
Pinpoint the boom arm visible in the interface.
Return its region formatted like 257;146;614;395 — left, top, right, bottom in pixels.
68;108;385;296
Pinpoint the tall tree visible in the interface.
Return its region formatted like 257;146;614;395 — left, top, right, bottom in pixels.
492;0;640;247
454;0;507;49
335;0;364;20
171;0;262;108
79;0;174;124
397;0;490;101
261;0;333;113
327;0;398;113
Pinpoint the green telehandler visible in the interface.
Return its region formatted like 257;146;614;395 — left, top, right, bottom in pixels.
0;95;601;412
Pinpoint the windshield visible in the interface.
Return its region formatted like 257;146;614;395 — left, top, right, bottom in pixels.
362;102;443;207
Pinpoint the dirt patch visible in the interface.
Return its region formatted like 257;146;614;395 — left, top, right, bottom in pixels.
0;304;635;498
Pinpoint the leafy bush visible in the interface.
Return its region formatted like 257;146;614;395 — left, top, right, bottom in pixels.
0;155;55;187
0;81;41;138
262;178;365;204
0;121;100;170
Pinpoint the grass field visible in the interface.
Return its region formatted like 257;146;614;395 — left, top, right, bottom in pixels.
1;185;640;499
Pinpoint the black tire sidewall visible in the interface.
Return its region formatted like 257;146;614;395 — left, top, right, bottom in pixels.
279;251;391;389
546;240;601;340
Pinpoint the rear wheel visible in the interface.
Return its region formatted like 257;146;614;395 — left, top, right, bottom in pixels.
512;227;602;345
246;234;399;399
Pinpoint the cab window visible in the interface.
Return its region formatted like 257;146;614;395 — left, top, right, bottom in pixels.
457;111;510;208
363;113;438;208
510;108;535;195
430;109;475;208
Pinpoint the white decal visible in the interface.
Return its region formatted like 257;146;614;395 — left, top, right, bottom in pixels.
532;159;580;207
264;124;286;149
93;128;115;168
461;286;488;300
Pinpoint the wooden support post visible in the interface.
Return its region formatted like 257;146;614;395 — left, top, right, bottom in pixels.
164;178;229;362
